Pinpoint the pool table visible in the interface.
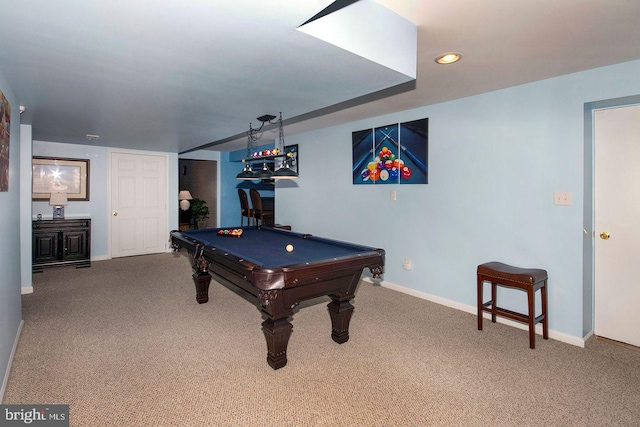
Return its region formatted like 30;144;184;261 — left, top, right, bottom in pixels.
170;226;385;369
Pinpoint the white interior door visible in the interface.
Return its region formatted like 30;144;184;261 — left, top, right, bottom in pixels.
594;104;640;347
111;152;167;258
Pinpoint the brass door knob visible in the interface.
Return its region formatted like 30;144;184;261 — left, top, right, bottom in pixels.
599;232;610;240
113;212;118;217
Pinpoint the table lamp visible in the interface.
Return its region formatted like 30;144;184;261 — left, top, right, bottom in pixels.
179;190;193;210
49;192;68;219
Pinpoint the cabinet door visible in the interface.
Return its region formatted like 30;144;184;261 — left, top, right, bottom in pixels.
62;231;88;261
33;232;59;263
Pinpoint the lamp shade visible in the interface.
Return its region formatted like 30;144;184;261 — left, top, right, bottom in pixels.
272;166;298;179
236;171;258;180
49;192;68;206
178;190;193;200
236;163;257;180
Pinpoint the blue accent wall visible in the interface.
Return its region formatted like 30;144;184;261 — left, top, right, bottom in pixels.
219;151;237;227
220;144;275;228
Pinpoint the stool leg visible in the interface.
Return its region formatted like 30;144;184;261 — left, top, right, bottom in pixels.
541;280;549;340
477;276;484;331
528;287;536;349
491;282;497;323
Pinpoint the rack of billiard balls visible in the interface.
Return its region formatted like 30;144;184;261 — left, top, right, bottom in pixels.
359;147;413;182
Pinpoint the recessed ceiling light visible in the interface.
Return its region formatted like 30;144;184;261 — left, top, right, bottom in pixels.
85;134;99;141
435;52;462;64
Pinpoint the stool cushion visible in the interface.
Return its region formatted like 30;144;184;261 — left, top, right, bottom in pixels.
477;261;547;286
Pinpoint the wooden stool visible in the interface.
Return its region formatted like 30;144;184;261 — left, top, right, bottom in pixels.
477;262;548;349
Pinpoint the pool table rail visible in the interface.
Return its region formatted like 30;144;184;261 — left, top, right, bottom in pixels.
170;230;385;292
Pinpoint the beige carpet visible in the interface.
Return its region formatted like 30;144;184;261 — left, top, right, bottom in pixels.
4;253;640;426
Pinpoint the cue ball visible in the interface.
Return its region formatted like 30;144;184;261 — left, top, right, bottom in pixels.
286;244;294;252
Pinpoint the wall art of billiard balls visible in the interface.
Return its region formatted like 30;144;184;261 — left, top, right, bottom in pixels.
359;146;412;183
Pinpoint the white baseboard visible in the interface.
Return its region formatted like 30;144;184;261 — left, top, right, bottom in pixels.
20;286;33;295
1;319;24;403
363;277;589;348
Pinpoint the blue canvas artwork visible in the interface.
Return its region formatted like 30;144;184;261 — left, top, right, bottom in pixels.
352;118;428;184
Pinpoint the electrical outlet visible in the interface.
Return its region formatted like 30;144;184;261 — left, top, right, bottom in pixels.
390;190;397;201
553;191;572;206
402;257;412;270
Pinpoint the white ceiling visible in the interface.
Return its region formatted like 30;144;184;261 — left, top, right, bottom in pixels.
2;0;640;153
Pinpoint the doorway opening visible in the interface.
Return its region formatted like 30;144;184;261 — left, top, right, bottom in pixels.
179;159;218;230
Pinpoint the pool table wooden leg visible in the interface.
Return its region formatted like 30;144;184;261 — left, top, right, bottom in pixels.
262;317;293;370
328;298;355;344
191;270;211;304
191;246;211;304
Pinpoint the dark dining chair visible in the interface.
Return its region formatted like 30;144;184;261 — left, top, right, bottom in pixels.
249;188;274;227
238;189;253;226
